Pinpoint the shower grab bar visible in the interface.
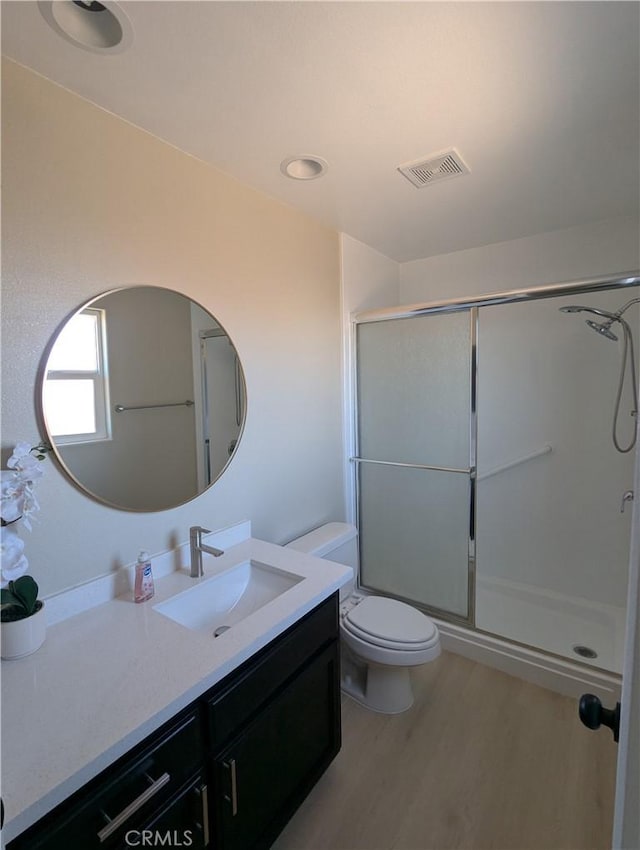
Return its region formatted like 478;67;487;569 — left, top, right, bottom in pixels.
476;444;552;481
115;400;194;412
350;457;471;474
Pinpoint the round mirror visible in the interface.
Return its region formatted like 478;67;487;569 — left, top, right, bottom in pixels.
39;286;246;511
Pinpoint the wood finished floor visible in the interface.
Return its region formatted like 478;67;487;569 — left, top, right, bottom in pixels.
271;651;617;850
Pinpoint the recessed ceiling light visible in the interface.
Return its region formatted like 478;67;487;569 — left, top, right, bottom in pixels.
280;156;328;181
38;0;134;54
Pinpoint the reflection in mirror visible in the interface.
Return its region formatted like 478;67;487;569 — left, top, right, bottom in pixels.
40;287;246;511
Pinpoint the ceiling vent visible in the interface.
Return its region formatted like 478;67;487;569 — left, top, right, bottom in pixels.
398;149;470;188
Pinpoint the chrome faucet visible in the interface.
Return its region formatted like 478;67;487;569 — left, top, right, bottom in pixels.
189;526;224;577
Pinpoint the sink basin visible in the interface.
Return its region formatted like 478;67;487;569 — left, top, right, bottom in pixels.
153;560;303;635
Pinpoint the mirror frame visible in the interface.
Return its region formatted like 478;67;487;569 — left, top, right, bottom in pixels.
37;286;247;512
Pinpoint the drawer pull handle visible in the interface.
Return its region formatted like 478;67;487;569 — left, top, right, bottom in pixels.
97;772;171;842
196;783;210;846
223;759;238;816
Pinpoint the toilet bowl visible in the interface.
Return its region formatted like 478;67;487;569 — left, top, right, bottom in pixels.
286;523;441;714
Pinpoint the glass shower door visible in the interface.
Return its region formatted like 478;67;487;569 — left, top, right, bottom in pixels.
355;310;473;621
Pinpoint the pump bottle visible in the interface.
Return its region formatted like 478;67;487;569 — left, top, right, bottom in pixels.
134;551;155;602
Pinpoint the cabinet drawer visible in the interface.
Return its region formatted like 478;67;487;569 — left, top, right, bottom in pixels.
9;709;203;850
206;593;338;746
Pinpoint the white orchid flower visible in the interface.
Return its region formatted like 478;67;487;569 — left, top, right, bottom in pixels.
1;525;29;587
1;470;25;524
7;442;45;480
1;442;45;529
7;442;33;466
1;441;46;594
1;471;39;529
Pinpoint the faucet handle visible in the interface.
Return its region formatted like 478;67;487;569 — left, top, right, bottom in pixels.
621;490;634;513
190;525;212;538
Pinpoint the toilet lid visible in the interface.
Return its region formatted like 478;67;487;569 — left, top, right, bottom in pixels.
344;596;437;646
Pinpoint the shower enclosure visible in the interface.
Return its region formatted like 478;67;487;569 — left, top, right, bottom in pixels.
352;272;640;675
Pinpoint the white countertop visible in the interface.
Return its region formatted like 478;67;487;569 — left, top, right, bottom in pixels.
0;535;352;844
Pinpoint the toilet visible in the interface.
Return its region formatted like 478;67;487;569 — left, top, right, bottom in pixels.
286;522;441;714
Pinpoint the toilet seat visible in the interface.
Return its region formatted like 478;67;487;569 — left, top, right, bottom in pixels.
342;596;438;652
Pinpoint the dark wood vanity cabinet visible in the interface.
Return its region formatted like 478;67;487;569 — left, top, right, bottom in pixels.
206;588;341;849
7;594;340;850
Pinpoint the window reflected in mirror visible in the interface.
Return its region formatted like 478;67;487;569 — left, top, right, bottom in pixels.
43;308;110;442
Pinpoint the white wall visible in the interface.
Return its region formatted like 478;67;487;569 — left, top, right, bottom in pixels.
475;292;638;610
399;216;640;303
2;60;345;597
340;235;400;316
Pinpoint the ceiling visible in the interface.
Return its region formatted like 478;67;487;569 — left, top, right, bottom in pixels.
2;1;639;263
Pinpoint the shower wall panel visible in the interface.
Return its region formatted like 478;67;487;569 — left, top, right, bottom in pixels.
475;289;638;670
476;291;636;607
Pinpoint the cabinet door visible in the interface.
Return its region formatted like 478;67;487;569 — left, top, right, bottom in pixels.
213;641;340;850
206;594;338;747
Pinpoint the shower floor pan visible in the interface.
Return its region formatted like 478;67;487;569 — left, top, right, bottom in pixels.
475;575;626;674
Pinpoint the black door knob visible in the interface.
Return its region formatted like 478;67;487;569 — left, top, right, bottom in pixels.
579;693;621;742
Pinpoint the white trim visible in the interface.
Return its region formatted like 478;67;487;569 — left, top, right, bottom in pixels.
612;424;640;849
435;617;622;703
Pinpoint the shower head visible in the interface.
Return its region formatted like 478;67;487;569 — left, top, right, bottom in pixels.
559;305;618;320
585;319;618;341
559;304;620;340
560;299;638;453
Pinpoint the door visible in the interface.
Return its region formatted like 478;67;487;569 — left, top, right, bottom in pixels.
354;310;474;622
200;332;244;486
613;437;640;849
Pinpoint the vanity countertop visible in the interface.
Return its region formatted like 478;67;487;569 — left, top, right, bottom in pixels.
0;535;352;844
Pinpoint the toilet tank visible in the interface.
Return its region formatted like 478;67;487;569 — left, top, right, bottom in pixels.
286;523;358;598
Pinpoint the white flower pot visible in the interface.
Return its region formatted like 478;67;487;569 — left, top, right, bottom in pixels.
1;601;46;660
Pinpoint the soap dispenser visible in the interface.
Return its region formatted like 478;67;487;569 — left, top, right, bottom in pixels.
134;551;155;603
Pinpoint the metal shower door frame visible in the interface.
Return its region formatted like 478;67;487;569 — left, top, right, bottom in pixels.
350;270;640;630
351;307;477;627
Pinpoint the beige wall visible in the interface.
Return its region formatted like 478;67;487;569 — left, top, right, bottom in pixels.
2;59;345;596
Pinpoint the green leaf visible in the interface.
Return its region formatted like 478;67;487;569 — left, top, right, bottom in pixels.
1;587;21;608
0;602;30;622
6;576;39;616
